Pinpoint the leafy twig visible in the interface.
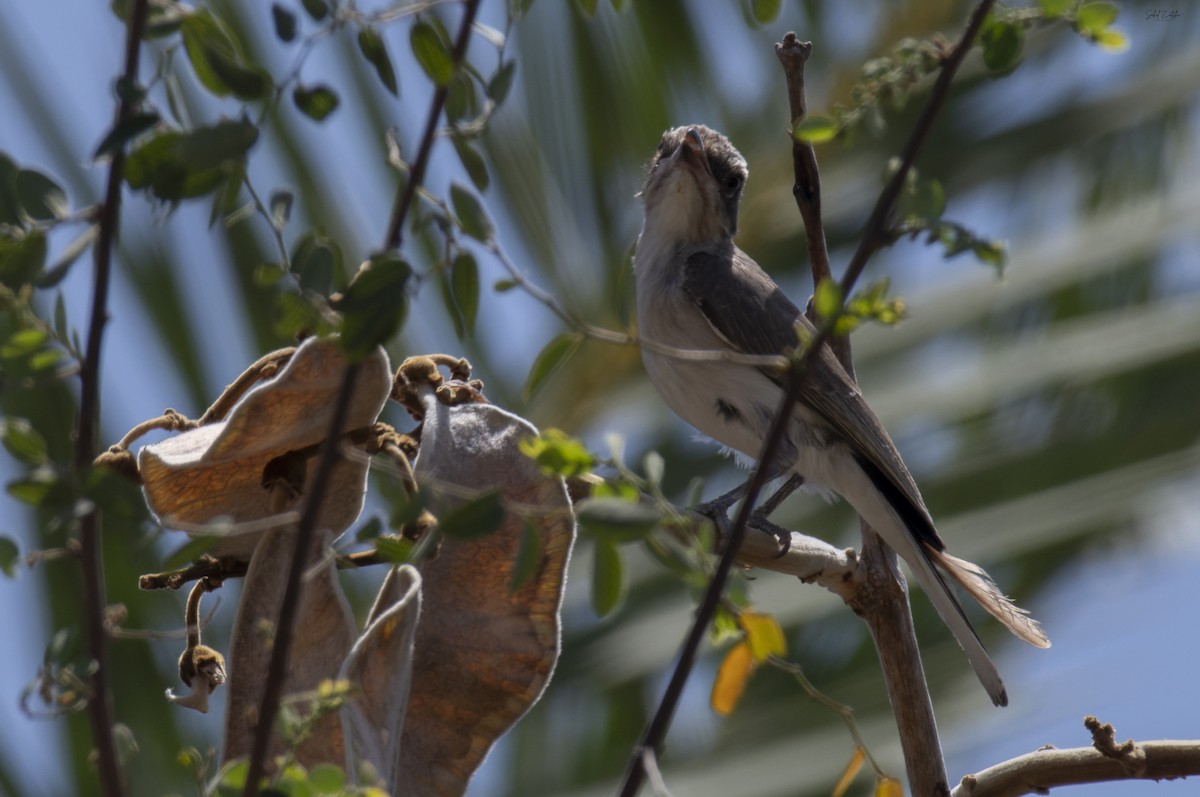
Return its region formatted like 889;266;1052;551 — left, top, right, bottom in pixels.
76;2;151;794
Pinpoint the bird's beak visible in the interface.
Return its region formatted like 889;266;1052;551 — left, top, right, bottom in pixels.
676;127;712;177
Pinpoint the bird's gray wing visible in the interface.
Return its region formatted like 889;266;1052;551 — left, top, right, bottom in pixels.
681;246;944;550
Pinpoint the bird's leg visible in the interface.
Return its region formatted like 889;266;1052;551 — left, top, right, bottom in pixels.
696;479;752;519
752;473;805;557
753;473;805;519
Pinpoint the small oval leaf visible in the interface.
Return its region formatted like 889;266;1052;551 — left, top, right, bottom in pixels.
486;61;516;104
591;539;623;617
576;496;659;543
16;169;68;221
449;183;493;241
410;21;453;86
358;27;398;96
452;137;489;192
0;535;19;577
438;490;505;539
750;0;782;26
450;251;480;335
523;332;582;401
293;84;340;121
271;3;297;42
0;418;48;466
792;115;839;144
981;20;1023;72
711;641;754;715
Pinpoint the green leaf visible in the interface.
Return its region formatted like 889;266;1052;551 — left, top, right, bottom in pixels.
2;328;47;359
0;153;20;226
271;3;297;42
111;0;187;38
577;0;599;16
300;0;329;21
519;428;594;477
452;137;489;192
0;536;18;577
93;111;160;160
357;27;398;96
813;276;842;321
577;496;659;544
0;418;48;466
125;121;259;203
6;464;72;509
388;486;429;531
1037;0;1073;16
307;763;346;794
445;71;477;124
450;251;480;335
980;20;1023;72
0;229;48;287
53;291;68;342
792;115;839;144
913;178;946;221
486;61;516;104
16;169;68;221
410;21;453;86
181;9;272;100
354;516;384;542
269;189;293;230
494;278;517;292
338;253;411;359
1076;1;1118;33
449;183;493;241
1094;28;1128;52
523;332;581;401
291;230;337;295
373;535;414;563
750;0;781;25
510;520;543;592
438;490;505;539
293;84;340;121
591;539;623;617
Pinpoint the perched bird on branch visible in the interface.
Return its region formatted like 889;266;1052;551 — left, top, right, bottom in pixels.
634;124;1049;706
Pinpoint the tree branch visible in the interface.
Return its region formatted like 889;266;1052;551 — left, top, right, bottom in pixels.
239;1;482;791
951;717;1200;797
76;2;150;794
769;4;998;795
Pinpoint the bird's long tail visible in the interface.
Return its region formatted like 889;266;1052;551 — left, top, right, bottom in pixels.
928;549;1051;649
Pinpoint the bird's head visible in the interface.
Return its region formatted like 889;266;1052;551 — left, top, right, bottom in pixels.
640;125;748;245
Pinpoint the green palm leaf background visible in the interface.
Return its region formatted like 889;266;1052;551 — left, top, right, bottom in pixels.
0;1;1197;795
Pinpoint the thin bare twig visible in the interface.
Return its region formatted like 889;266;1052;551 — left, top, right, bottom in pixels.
77;2;150;794
240;1;482;791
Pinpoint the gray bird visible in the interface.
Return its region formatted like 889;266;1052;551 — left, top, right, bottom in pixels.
634;124;1049;706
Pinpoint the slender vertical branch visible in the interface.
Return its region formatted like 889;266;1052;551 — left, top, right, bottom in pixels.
240;0;483;791
76;2;150;795
775;4;997;795
383;0;482;250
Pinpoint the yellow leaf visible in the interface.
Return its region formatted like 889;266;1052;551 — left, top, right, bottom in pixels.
711;641;754;716
1096;29;1129;53
832;747;865;797
876;776;904;797
740;611;787;662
